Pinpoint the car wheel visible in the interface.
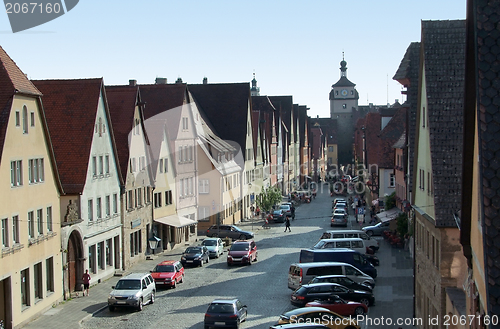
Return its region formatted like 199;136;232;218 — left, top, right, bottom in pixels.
255;252;258;261
354;306;365;315
239;234;246;240
360;298;370;307
179;274;184;283
211;233;218;238
172;280;176;289
243;310;248;322
108;305;115;312
248;257;252;265
200;259;204;267
204;325;210;329
206;257;209;264
150;291;155;304
366;230;374;237
137;298;143;311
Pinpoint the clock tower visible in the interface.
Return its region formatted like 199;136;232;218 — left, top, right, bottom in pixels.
329;54;359;169
329;54;359;116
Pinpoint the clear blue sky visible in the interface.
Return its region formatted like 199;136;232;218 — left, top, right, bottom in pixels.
1;1;465;118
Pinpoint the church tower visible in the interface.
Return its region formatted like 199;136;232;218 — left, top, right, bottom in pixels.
250;73;260;96
329;54;359;169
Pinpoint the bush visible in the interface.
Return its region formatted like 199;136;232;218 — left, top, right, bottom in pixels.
396;213;408;237
385;192;396;210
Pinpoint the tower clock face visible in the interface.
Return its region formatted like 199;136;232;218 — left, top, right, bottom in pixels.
341;89;348;97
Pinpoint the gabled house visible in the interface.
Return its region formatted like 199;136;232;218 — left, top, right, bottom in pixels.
106;85;154;269
32;78;123;297
298;105;311;185
392;132;408;212
312;118;338;177
411;20;468;326
461;0;500;322
0;47;64;328
188;83;251;222
140;83;197;252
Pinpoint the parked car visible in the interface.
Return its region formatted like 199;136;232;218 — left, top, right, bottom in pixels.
333;204;347;213
150;260;184;288
362;221;391;236
280;204;292;217
204;299;247;329
202;238;225;258
206;225;254;240
181;246;210;267
108;273;156;312
290;283;375;307
276;307;359;329
272;209;286;223
306;295;368;316
331;214;347;227
227;240;257;266
320;230;379;252
333;209;348;218
308;275;373;292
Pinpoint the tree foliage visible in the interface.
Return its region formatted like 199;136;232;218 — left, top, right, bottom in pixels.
385;192;396;210
256;186;282;212
396;213;409;237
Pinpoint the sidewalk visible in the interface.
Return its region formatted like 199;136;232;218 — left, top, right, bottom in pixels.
22;216;267;329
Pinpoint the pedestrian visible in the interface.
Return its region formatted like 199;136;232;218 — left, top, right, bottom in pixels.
291;205;295;220
82;269;91;296
284;217;291;232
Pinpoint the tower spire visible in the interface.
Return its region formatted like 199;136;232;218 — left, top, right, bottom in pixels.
340;53;347;78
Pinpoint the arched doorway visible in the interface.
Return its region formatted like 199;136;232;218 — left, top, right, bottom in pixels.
67;231;83;293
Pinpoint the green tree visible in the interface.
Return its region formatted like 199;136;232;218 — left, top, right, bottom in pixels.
396;213;409;237
385;192;396;210
256;186;282;213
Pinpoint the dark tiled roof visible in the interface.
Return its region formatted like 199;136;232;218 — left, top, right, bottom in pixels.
298;105;308;148
32;78;112;194
421;20;466;227
462;0;500;318
393;42;420;193
251;96;275;163
393;131;406;149
268;96;294;159
311;117;337;145
378;108;406;168
105;86;141;181
188;83;250;158
331;76;356;88
363;112;382;169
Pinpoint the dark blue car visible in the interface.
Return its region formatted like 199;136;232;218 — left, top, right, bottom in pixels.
204;299;247;328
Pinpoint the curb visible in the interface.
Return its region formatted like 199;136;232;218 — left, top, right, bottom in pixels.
78;305;108;328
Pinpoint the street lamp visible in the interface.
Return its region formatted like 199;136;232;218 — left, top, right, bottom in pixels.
148;236;161;255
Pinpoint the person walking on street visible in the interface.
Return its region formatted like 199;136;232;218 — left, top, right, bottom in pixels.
82;269;91;296
291;205;295;220
284;217;291;232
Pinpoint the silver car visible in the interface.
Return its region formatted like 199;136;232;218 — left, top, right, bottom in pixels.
362;221;391;236
202;237;224;258
108;273;156;311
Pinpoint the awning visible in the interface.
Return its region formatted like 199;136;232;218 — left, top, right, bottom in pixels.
154;214;197;228
375;208;402;223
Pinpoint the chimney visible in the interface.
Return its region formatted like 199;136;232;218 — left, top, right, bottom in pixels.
155;77;168;84
129;79;137;86
203;77;208;84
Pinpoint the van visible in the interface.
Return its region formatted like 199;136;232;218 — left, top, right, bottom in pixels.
288;262;375;290
299;248;377;278
312;238;367;254
320;230;379;251
108;272;156;311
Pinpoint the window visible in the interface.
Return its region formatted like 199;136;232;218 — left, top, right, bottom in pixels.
129;158;136;173
105;155;110;174
89;245;96;273
146;187;151;203
178;147;183;163
21;268;30;307
15;111;20;126
105;195;110;217
427;172;430;195
30;112;35;127
342;104;347;109
199;207;210;221
137;188;142;207
189;146;193;161
199;179;209;194
127;190;133;210
154;192;162;208
34;262;42;300
1;218;8;248
389;173;395;187
335;90;338;96
12;215;19;244
182;117;188;130
28;211;34;239
159;159;164;173
98;242;104;270
99;156;103;175
97;198;102;219
113;193;118;214
179;178;184;196
106;239;112;266
28;158;44;184
139;156;145;171
88;199;93;221
46;206;52;232
11;160;23;187
165;190;173;205
37;208;43;235
351;90;354;95
92;156;97;177
328;146;333;152
46;257;54;293
328;157;333;165
22;105;28;134
422;107;426;128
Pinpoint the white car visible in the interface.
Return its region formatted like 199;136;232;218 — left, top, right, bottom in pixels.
333;209;348;218
201;238;225;258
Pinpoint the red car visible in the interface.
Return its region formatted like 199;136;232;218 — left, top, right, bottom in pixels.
227;240;257;266
306;295;368;316
150;260;184;288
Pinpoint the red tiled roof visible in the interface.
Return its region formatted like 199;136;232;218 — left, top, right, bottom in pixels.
105;86;140;181
363;112;382;169
32;78;106;194
378;108;406;168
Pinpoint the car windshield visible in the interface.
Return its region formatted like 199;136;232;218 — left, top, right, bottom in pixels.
280;205;289;210
202;240;217;246
115;279;141;290
232;226;242;232
208;303;235;314
153;265;175;272
231;244;249;251
312;241;325;249
185;247;201;253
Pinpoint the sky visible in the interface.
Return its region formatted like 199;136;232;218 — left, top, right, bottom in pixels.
1;1;466;118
